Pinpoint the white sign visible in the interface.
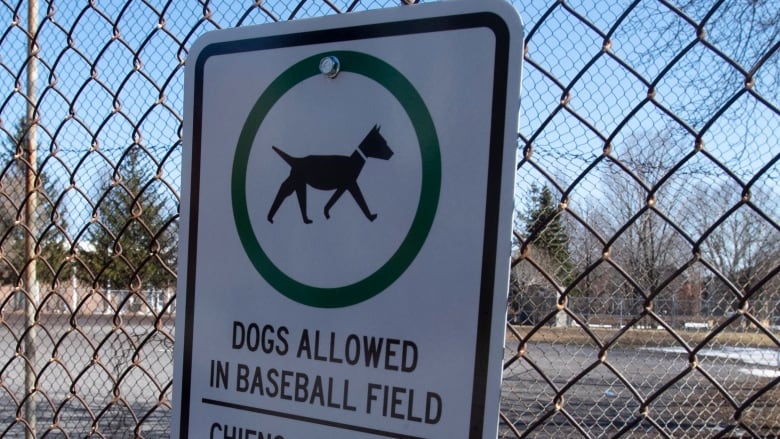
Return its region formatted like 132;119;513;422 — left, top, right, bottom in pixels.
173;1;522;437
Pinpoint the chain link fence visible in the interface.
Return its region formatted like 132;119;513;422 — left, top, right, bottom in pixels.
0;0;776;437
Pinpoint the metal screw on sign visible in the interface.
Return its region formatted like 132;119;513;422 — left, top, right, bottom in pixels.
319;55;340;78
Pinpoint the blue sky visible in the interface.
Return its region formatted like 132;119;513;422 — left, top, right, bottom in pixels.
0;0;776;240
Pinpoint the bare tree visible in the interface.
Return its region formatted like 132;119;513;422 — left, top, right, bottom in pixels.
623;0;779;125
510;246;565;326
692;180;780;319
598;130;692;297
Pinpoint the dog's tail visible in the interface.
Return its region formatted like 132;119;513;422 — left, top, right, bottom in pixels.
271;146;295;166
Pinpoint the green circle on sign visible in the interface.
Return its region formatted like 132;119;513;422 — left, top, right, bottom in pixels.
232;51;441;308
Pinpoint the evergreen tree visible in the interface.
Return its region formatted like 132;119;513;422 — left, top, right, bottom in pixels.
0;118;67;287
84;147;177;291
523;185;572;282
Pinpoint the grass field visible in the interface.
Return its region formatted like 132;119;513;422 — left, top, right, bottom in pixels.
507;325;780;349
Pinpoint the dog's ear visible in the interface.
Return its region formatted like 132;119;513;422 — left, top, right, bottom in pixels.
374;124;381;132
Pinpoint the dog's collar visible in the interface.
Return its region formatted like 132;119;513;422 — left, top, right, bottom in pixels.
356;146;368;160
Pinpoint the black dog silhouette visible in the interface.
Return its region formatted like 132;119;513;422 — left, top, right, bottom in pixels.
267;125;393;224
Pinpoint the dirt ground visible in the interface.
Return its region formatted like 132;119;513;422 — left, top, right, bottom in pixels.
499;326;780;438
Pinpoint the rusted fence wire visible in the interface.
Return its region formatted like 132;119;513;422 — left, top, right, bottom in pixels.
0;0;776;437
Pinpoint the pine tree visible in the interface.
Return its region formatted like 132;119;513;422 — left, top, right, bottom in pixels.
523;185;572;282
0;118;67;288
84;147;177;291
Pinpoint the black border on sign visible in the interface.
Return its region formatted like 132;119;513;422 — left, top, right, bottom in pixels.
181;11;511;439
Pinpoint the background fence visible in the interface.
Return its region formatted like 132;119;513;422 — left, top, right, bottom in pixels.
0;0;776;437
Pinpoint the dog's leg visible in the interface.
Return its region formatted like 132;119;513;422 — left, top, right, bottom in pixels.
347;183;377;222
295;186;313;224
267;178;295;223
324;188;347;219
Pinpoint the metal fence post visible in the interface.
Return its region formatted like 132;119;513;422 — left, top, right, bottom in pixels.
23;0;39;437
